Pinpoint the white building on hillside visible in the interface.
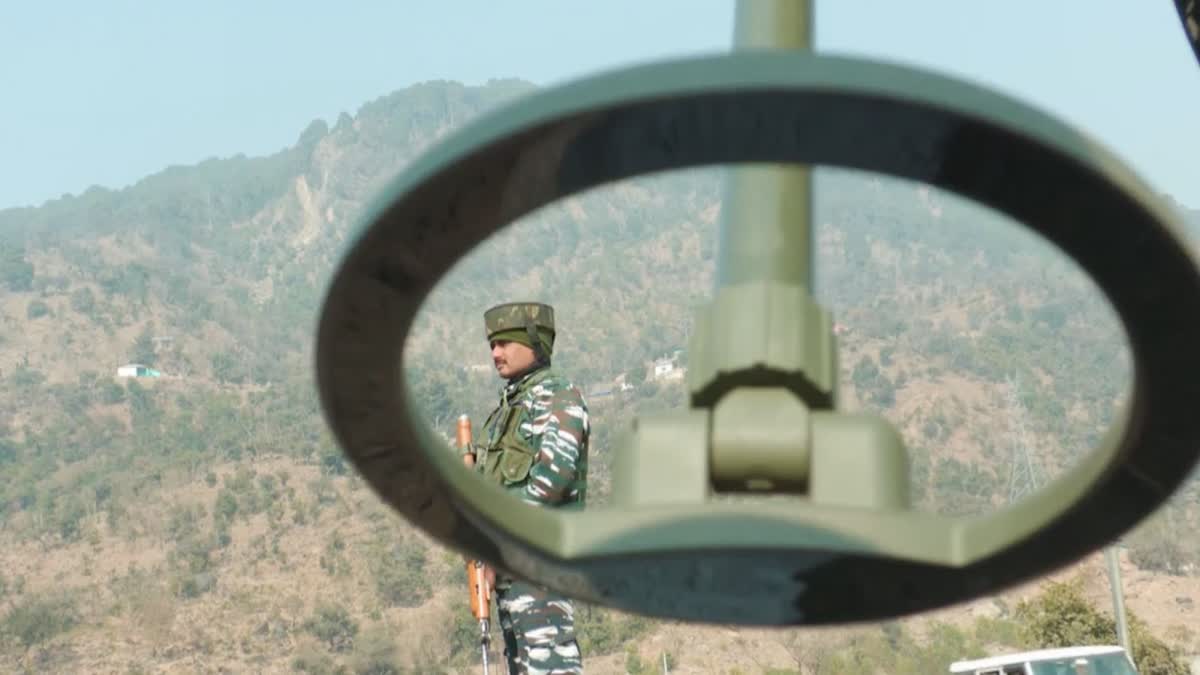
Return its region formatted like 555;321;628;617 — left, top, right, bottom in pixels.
652;355;685;381
117;363;162;378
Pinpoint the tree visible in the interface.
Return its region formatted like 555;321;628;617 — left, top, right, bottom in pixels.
1015;577;1189;674
131;325;157;366
0;240;34;291
69;286;95;316
624;353;647;386
303;602;358;653
1014;578;1113;647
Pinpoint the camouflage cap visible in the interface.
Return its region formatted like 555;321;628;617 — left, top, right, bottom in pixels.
484;302;555;339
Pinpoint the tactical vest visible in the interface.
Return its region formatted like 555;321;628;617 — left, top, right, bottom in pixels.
476;367;586;507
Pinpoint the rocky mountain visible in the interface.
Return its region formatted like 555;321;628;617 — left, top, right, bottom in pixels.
1;78;1198;672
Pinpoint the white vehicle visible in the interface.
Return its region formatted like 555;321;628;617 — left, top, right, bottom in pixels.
949;645;1137;675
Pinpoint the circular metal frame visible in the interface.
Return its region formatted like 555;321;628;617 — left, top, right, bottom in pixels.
315;52;1200;624
1174;0;1200;66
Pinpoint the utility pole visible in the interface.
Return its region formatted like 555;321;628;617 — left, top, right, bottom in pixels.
1005;374;1131;661
1004;376;1042;503
1105;546;1132;659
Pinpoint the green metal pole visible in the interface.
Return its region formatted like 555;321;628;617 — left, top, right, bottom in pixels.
686;0;856;494
688;0;834;411
1105;546;1133;662
716;0;814;290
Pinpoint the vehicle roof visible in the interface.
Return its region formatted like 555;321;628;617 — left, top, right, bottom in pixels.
949;645;1127;672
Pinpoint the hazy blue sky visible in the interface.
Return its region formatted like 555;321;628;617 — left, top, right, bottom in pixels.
2;1;1197;210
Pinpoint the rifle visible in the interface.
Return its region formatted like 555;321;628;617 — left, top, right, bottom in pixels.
458;414;491;674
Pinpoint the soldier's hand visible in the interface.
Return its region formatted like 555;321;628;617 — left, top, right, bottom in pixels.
484;564;496;589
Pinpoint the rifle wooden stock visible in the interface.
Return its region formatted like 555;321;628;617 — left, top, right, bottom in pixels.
457;414;491;673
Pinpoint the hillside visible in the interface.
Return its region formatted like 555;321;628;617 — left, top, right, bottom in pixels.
2;78;1200;672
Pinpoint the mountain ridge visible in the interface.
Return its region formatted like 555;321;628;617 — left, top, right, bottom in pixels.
2;77;1199;672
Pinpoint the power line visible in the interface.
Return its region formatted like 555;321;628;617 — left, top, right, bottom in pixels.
1004;375;1042;503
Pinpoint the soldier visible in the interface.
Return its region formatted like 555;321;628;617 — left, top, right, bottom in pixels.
470;301;589;675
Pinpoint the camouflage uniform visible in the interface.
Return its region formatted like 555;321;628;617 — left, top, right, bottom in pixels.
474;302;589;675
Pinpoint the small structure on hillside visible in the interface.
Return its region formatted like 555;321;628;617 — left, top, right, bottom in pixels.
587;373;635;400
652;355;685;381
613;373;634;392
117;363;162;378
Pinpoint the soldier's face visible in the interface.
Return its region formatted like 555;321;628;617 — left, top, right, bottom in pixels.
490;339;536;379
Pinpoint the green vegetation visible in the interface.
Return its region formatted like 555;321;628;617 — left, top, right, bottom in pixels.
2;593;79;649
743;578;1189;674
1015;578;1190;674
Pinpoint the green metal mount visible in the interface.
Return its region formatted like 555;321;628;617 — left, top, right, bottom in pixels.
313;0;1200;626
612;393;908;508
628;0;906;507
